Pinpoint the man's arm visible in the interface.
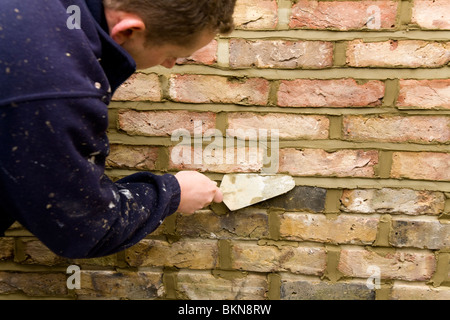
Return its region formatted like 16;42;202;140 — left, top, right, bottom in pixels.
0;97;182;259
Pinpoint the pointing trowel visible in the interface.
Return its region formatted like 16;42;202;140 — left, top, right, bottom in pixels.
219;174;295;211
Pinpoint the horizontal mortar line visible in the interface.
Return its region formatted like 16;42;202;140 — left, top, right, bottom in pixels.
226;29;450;42
109;102;450;116
145;65;450;80
105;169;450;193
107;133;450;153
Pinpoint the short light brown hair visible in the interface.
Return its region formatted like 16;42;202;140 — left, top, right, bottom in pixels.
103;0;236;46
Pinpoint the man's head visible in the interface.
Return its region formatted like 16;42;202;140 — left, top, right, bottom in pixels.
103;0;237;69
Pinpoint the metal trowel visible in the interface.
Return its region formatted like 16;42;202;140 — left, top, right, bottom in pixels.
219;174;295;211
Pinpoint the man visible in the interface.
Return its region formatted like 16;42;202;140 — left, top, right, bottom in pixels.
0;0;236;258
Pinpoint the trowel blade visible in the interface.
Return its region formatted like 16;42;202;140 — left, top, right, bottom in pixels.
219;174;295;211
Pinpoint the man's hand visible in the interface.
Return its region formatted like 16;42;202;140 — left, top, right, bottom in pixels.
174;171;223;214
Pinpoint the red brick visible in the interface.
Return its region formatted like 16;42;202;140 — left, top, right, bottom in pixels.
343;115;450;143
411;0;450;30
277;79;385;108
233;0;278;30
112;73;161;101
397;79;450;110
169;74;270;106
391;152;450;181
338;247;436;281
279;149;378;178
118;110;216;137
229;39;333;69
290;0;398;30
347;40;450;68
176;40;217;65
227;112;329;140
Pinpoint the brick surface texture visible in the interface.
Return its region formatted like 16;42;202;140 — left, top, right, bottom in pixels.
1;0;449;301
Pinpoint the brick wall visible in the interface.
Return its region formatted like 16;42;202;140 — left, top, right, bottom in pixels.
1;0;449;300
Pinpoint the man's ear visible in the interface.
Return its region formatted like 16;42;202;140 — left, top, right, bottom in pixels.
110;15;146;45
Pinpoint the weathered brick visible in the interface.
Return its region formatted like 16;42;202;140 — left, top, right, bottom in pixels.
177;270;267;300
258;186;327;212
280;213;379;245
277;79;385;108
279;149;378;178
411;0;450;30
169;74;270;106
0;271;67;296
227;112;329;140
169;145;264;173
229;39;333;69
118;110;216;137
346;40;450;68
338;247;436;281
78;270;163;299
233;0;278;30
290;0;398;30
106;144;159;171
391;152;450;181
341;189;445;215
391;282;450;300
281;275;375;300
343;115;450;143
390;217;450;250
0;238;14;261
176;40;217;65
112;73;161;101
231;241;326;275
125;239;218;269
175;209;269;239
397;79;450;110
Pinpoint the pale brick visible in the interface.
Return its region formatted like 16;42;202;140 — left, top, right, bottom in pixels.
338;247;436;281
343;115;450;143
233;0;278;30
281;275;375;300
397;79;450;110
78;270;163;299
118;110;216;137
106;144;158;171
411;0;450;30
390;217;450;249
175;209;269;239
229;39;333;69
112;73;161;101
231;241;326;275
346;40;450;68
279;148;378;178
169;74;270;106
176;40;217;65
391;282;450;300
0;238;14;261
341;189;445;215
227;112;329;140
169;145;264;173
177;270;267;300
277;79;385;108
0;271;67;296
391;152;450;181
280;213;379;245
125;239;218;269
290;0;398;30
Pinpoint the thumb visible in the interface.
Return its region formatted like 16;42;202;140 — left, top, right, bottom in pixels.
213;187;223;203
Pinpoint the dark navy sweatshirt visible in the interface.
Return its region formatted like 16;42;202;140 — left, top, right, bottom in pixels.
0;0;181;258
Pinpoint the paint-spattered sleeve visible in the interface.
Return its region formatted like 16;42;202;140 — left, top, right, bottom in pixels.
0;97;180;259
